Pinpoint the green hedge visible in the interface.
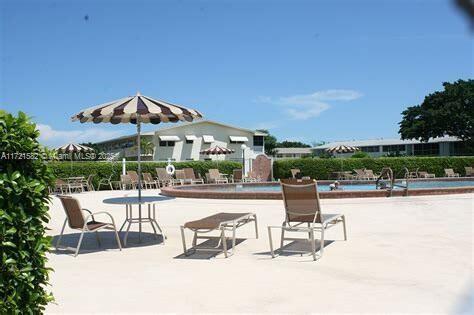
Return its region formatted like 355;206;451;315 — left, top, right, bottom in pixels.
273;156;474;180
0;111;54;312
49;160;242;189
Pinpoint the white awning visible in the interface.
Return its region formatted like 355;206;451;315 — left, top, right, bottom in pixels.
229;136;249;142
185;135;197;141
202;135;215;143
159;135;180;141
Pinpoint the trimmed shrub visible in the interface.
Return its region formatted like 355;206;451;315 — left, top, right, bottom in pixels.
273;156;474;180
48;160;242;189
0;111;54;312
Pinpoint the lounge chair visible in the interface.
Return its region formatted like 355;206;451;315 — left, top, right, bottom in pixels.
418;171;435;178
206;169;228;184
444;168;460;177
143;172;160;189
174;170;187;185
183;168;204;184
120;174;135;190
180;212;258;258
53;179;70;194
465;167;474;177
56;195;122;257
97;174;114;190
354;169;369;180
232;169;243;183
290;168;301;179
127;171;143;188
243;170;259;183
156;168;178;186
405;168;419;179
364;169;379;180
83;174;95;191
267;179;347;261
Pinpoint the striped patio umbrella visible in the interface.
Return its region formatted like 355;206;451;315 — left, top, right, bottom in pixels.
56;143;94;153
200;146;235;155
325;145;360;154
71;92;203;241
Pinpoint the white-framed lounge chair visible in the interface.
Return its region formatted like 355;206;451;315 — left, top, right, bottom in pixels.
53;179;70;194
156;168;179;186
180;212;258;258
444;168;460;177
267;179;347;261
354;169;369;180
120;174;135;190
142;172;160;189
174;170;187;185
364;169;379;180
464;167;474;177
290;168;301;179
97;174;114;190
232;169;243;183
183;168;204;184
418;171;435;178
127;170;143;188
56;195;122;257
206;169;228;184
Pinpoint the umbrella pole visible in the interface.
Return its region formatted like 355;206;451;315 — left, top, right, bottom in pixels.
137;118;142;242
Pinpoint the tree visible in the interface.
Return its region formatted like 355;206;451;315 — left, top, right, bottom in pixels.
276;141;311;148
399;80;474;144
133;139;155;155
257;129;277;156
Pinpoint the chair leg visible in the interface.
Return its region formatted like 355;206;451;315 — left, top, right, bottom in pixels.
56;219;67;249
112;224;122;251
310;229;316;261
95;231;101;247
342;215;347;241
320;228;325;258
280;221;286;249
180;226;188;256
253;214;259;239
109;182;113;190
221;227;228;258
74;230;86;257
268;226;275;258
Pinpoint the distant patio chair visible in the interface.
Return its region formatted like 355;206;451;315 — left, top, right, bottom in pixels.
464;167;474;177
143;172;159;189
183;168;204;184
127;170;143;188
444;168;460;177
405;168;419;179
56;195;122;257
97;174;114;190
267;179;347;261
83;174;95;191
354;169;369;180
418;171;435;178
54;179;70;194
206;169;228;184
364;169;379;180
156;168;176;186
232;169;243;183
174;170;187;185
120;174;135;190
290;168;301;179
243;170;259;183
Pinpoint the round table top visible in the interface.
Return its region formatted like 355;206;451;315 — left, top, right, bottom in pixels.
103;195;174;205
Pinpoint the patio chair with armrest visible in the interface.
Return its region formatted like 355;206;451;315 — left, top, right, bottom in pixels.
290;168;301;179
120;174;135;190
464;167;474;177
267;179;347;261
174;170;187;185
156;168;179;186
206;169;228;184
53;179;70;194
82;174;95;191
127;170;143;188
56;195;122;257
364;169;379;180
97;174;114;190
183;168;204;184
232;169;243;183
143;172;160;189
418;171;435;178
444;168;460;177
354;169;369;180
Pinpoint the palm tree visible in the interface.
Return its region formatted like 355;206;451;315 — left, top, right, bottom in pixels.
134;139;154;156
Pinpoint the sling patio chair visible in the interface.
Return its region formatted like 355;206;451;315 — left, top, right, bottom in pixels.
290;168;301;179
364;169;379;180
183;168;204;184
156;167;179;186
82;174;95;191
127;170;144;188
97;174;116;190
120;174;136;190
180;212;258;258
232;169;243;183
206;169;229;184
267;179;347;261
444;168;460;177
174;169;187;185
354;169;369;180
418;171;435;178
56;195;122;257
53;179;70;194
464;167;474;177
142;172;160;189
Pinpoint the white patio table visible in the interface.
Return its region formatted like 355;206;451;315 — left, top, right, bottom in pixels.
102;196;173;246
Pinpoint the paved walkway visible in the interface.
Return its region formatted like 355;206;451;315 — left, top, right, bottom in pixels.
46;190;473;314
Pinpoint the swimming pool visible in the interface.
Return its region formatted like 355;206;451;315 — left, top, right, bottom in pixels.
160;179;474;199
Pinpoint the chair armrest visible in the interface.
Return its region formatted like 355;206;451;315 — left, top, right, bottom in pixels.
84;211;117;226
82;208;95;221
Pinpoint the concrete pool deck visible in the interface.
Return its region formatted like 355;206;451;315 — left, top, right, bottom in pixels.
45;190;473;314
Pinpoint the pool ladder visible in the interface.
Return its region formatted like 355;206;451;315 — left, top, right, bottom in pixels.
375;167;409;197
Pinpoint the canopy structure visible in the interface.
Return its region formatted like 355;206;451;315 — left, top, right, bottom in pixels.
202;135;215;143
200;146;235;155
325;145;360;154
56;143;94;153
159;135;180;141
71;92;203;242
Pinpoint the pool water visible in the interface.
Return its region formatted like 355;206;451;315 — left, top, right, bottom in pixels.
215;181;474;192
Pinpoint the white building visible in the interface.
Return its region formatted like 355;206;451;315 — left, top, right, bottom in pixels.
313;136;468;158
95;120;266;162
274;147;312;159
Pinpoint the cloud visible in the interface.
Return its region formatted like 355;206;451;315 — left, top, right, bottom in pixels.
256;89;363;120
37;124;125;148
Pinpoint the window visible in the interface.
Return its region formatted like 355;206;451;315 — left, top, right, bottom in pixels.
186;139;194;144
450;142;472;156
159;141;175;147
413;143;439;156
382;145;406;152
253;136;264;146
360;146;379;153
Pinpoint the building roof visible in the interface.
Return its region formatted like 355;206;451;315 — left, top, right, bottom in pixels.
154;119;267;136
313;136;460;149
275;147;313;154
94;132;154;145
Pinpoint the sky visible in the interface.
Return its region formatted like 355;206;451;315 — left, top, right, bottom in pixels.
1;0;472;147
